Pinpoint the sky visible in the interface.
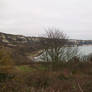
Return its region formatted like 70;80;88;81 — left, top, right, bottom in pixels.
0;0;92;40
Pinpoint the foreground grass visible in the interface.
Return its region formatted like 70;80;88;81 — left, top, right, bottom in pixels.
16;65;36;72
0;62;92;92
16;63;48;72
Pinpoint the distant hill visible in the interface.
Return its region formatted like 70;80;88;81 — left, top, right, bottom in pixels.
0;32;92;65
0;32;92;46
0;32;42;65
0;32;41;46
69;39;92;45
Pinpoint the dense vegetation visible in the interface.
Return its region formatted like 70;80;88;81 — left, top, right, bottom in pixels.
0;30;92;92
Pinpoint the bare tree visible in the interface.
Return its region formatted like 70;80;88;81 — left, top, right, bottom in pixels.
40;28;68;62
39;28;79;64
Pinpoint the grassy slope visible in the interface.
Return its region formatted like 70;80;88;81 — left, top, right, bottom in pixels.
0;62;92;92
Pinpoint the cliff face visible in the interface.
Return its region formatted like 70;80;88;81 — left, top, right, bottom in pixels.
0;32;41;64
0;32;92;47
0;32;26;44
0;32;41;47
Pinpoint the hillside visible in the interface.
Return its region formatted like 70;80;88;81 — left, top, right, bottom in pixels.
0;32;92;92
0;32;92;46
0;32;92;65
0;32;42;65
0;32;41;46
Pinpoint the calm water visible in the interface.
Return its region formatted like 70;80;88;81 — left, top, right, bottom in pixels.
79;45;92;56
34;45;92;61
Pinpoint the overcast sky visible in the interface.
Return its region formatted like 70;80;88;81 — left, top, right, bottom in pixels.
0;0;92;39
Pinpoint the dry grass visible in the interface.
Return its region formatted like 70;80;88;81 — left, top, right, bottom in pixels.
0;61;92;92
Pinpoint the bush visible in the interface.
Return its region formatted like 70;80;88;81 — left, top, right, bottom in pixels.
0;48;15;73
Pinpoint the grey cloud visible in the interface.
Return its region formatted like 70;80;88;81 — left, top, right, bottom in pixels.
0;0;92;40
